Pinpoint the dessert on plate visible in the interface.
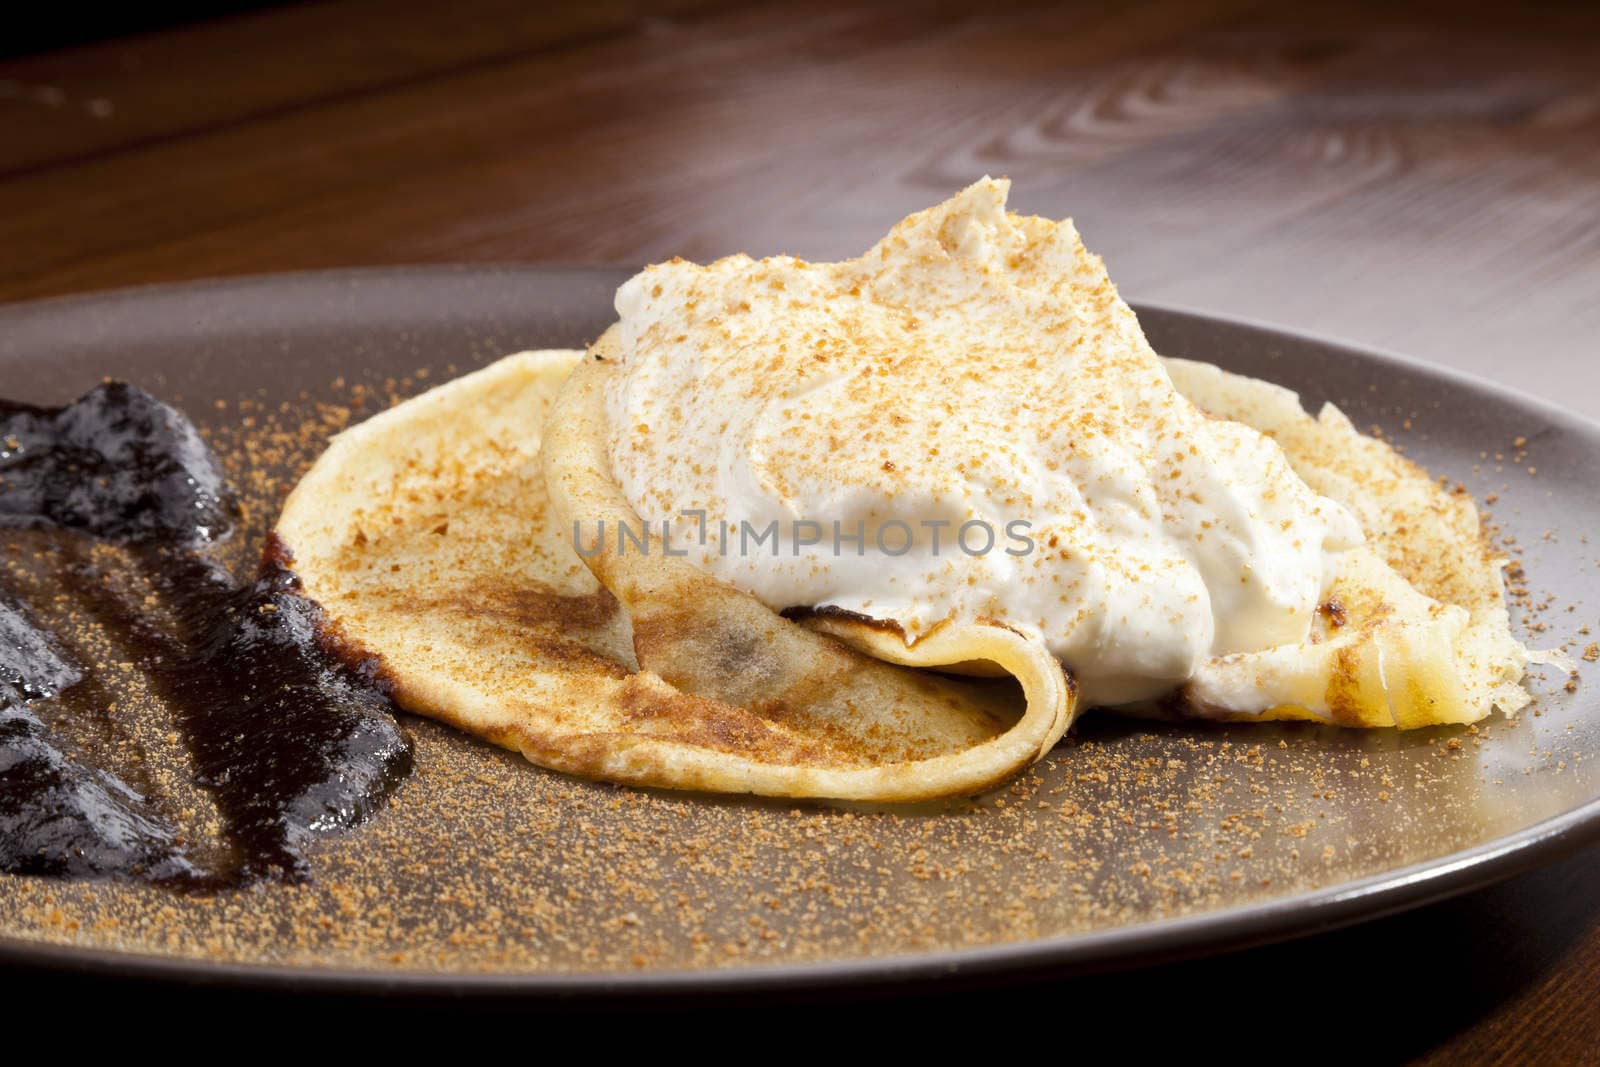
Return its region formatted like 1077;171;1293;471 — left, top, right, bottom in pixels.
275;178;1540;803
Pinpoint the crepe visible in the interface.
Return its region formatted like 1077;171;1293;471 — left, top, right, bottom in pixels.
277;332;1539;803
277;350;1075;801
1160;357;1537;726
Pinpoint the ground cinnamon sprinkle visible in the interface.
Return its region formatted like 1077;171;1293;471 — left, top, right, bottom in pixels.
0;365;1591;976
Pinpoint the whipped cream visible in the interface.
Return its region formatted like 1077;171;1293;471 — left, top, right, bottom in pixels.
603;178;1363;705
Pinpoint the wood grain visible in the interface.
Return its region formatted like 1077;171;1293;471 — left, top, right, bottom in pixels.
1;0;1597;409
2;0;1598;1055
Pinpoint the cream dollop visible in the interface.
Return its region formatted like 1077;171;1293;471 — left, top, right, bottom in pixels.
603;178;1362;705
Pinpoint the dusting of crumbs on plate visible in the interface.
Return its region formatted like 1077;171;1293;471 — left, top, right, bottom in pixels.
0;369;1587;975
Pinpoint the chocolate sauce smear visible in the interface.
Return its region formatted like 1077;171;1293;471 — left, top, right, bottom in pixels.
1;597;193;880
157;547;413;881
0;382;233;545
0;595;79;706
1;382;412;886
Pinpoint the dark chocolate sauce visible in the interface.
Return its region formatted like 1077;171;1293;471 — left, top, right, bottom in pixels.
1;382;412;887
0;382;233;545
156;545;413;881
0;594;79;706
1;597;194;881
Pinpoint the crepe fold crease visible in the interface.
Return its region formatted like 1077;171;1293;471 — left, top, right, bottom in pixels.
278;348;1077;802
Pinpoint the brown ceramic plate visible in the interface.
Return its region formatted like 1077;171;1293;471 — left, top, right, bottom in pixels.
1;266;1597;996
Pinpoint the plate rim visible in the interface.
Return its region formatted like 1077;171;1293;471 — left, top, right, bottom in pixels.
2;264;1597;996
2;790;1598;996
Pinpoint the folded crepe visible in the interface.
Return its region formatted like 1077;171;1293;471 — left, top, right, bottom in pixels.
277;342;1537;801
277;183;1538;800
277;350;1074;801
1159;358;1537;727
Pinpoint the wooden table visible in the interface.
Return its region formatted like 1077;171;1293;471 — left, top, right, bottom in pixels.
3;0;1597;1056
